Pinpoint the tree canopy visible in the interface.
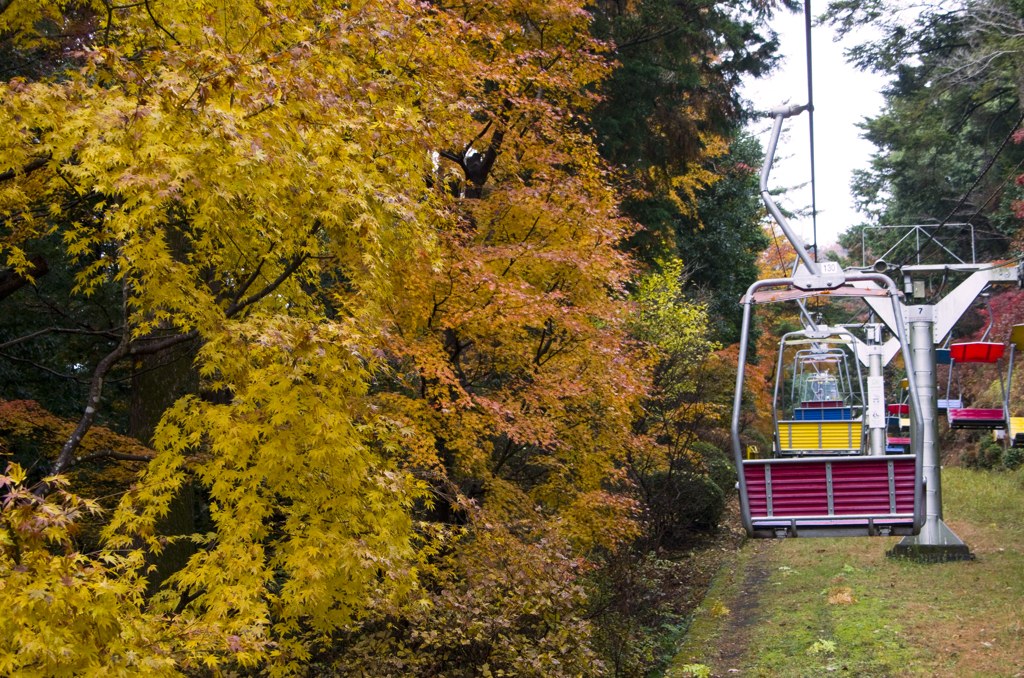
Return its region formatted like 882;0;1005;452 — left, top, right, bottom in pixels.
0;0;783;674
824;0;1024;263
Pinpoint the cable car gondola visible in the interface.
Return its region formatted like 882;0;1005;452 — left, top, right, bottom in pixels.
772;337;865;456
732;270;925;539
945;341;1008;430
946;299;1013;430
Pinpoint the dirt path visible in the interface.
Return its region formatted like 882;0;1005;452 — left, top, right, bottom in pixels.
671;539;777;677
711;543;774;673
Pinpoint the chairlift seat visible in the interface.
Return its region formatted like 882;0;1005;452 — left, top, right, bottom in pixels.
947;408;1007;429
777;420;863;455
794;407;854;421
801;400;845;408
937;398;962;412
1011;325;1024;350
950;342;1005;364
936;348;951;365
734;274;923;539
886;436;911;454
1008;417;1024;449
743;457;917;537
887;404;909;415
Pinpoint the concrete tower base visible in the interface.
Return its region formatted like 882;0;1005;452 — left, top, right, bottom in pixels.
887;520;973;562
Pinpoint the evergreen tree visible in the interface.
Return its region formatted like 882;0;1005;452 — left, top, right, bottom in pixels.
825;0;1024;263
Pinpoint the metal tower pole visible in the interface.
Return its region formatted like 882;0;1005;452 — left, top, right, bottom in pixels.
890;305;972;560
909;308;942;531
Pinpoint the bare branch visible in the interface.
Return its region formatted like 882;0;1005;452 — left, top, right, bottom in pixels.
437;149;466;168
73;450;155;466
51;327;132;475
0;157;49;184
144;0;179;44
460;119;494;158
230;254;270;307
224;251;309;316
109;340;194;383
129;329;200;357
0;351;88;383
0;326;122;352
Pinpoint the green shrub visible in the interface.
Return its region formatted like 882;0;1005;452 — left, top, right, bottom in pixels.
333;526;602;678
965;438;1004;469
692;441;736;494
645;471;726;546
1002;445;1024;470
586;551;693;678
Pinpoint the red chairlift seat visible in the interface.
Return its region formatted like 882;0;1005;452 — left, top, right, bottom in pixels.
887;404;909;415
802;400;846;408
948;408;1007;429
886;436;911;454
945;340;1009;430
950;342;1005;363
744;457;917;537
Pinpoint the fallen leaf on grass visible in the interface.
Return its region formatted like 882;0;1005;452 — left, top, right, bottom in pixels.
708;599;730;617
807;639;837;655
828;586;857;605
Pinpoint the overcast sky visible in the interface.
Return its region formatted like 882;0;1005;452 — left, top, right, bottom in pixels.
740;9;890;251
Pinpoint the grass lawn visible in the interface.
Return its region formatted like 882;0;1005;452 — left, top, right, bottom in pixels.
669;467;1024;677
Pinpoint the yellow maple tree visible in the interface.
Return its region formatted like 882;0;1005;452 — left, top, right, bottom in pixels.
0;0;676;672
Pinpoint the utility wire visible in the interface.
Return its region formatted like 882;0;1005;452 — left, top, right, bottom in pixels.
963;155;1024;225
804;0;818;264
896;109;1024;267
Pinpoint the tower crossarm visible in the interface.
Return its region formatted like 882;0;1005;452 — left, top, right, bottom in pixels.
847;263;1021;366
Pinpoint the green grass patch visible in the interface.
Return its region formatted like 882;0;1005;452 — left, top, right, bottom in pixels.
943;466;1024;529
672;468;1024;677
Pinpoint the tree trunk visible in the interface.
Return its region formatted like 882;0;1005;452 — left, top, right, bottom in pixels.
130;226;200;593
130;340;199;593
0;255;48;302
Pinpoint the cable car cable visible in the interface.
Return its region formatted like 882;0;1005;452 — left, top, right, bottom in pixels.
895;109;1024;268
801;0;823;318
769;224;788;274
961;154;1024;227
804;0;818;265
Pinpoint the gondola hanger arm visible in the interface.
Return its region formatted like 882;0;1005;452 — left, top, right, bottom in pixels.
760;103;819;276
